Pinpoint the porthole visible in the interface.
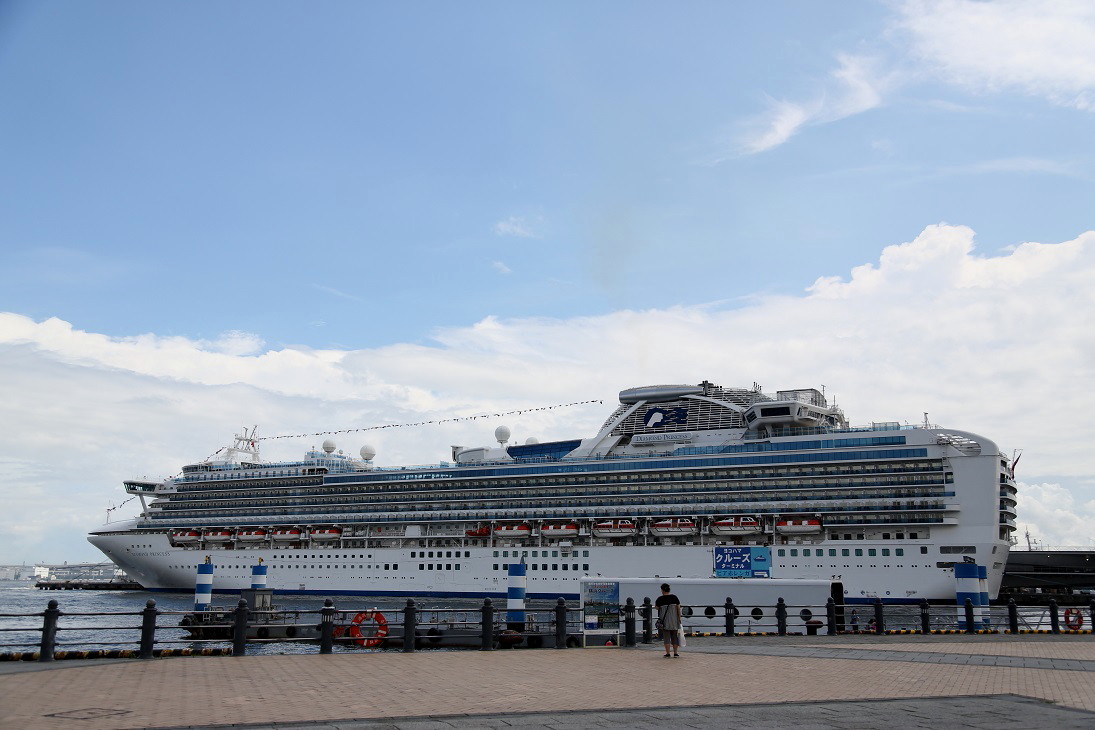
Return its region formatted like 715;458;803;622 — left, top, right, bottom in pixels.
799;608;813;621
704;606;716;619
751;607;764;620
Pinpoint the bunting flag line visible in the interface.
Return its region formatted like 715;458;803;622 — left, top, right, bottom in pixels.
254;399;604;442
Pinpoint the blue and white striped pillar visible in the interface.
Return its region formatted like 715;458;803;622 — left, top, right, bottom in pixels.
506;559;526;630
954;562;980;630
977;564;990;628
194;559;214;612
251;561;268;590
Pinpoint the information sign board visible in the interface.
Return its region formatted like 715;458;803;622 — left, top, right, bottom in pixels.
713;546;772;578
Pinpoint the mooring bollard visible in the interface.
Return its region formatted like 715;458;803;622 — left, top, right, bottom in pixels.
39;599;60;662
319;599;335;654
726;597;737;637
1089;599;1095;629
623;597;636;647
232;599;249;656
776;597;787;636
554;597;567;649
641;597;653;644
1049;599;1060;634
826;597;836;636
139;599;159;659
873;597;885;634
480;598;495;651
403;599;417;653
963;598;976;634
920;599;931;634
1008;598;1020;634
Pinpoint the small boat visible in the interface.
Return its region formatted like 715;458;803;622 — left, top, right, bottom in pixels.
494;524;531;539
202;529;234;542
310;527;342;541
591;520;638;538
170;530;201;544
539;522;579;538
271;528;302;542
710;516;762;536
236;529;269;542
649;518;697;537
465;526;491;538
776;518;823;534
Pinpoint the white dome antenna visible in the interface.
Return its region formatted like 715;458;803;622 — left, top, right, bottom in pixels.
322;439;336;454
494;425;511;446
525;437;539;445
360;444;376;461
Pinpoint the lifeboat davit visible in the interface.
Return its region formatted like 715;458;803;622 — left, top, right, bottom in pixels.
649;518;697;537
310;527;343;541
465;526;491;538
592;520;638;538
776;518;823;534
494;524;532;539
171;530;201;544
710;516;763;536
271;528;302;542
203;529;234;542
540;522;580;538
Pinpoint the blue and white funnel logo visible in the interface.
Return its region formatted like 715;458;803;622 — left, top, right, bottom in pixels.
642;407;688;428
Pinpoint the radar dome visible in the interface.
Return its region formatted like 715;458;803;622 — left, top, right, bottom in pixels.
322;439;336;454
494;425;511;445
359;444;376;461
524;437;539;445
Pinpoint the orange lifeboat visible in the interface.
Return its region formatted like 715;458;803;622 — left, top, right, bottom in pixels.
592;519;638;538
710;516;762;536
776;517;823;534
271;528;302;542
171;529;201;544
493;524;532;539
236;529;269;542
649;518;697;537
540;522;580;538
310;527;343;541
465;526;491;538
202;529;234;542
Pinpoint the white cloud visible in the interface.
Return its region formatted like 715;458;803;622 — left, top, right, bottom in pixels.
492;216;539;238
899;0;1095;111
491;260;513;275
1016;482;1095;548
2;224;1094;562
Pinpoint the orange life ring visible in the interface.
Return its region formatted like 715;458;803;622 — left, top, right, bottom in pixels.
346;610;389;647
1063;608;1084;630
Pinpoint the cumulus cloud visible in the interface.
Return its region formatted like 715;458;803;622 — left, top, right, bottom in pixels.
2;224;1093;560
1016;482;1095;548
492;216;539;238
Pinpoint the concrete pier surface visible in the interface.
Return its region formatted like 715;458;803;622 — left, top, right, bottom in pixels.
2;634;1094;729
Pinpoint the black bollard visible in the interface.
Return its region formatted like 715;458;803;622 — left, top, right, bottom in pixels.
1089;599;1095;630
39;599;60;662
554;597;567;649
776;597;787;636
403;599;416;653
1049;599;1060;634
963;598;976;633
480;598;495;651
319;599;335;654
139;599;159;659
623;597;636;647
920;599;931;634
726;597;737;637
826;597;837;636
232;599;249;656
641;597;653;644
874;597;885;634
1008;598;1020;634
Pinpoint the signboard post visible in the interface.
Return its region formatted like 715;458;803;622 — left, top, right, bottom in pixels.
580;580;621;647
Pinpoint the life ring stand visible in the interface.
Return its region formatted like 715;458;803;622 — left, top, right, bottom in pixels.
1063;607;1084;630
346;610;389;647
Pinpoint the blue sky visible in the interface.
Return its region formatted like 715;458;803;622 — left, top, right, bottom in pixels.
1;0;1094;563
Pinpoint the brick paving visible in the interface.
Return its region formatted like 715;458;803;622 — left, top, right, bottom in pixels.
2;636;1094;729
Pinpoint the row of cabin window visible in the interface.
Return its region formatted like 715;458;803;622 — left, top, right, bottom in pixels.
410;551;471;558
777;547;908;557
495;550;590;558
494;563;589;571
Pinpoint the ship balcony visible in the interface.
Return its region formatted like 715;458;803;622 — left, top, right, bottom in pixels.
999;516;1016;528
999;504;1017;517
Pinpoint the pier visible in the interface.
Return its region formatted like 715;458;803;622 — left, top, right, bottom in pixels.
34;579;143;591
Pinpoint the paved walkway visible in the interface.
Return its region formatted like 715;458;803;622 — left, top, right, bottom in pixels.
2;635;1094;729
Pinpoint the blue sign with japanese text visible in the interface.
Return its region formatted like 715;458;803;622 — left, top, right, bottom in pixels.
713;546;771;578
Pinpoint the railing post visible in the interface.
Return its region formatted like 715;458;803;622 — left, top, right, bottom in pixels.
402;599;417;653
776;597;787;636
1089;599;1095;630
826;597;836;636
554;597;567;649
623;597;636;647
874;597;885;634
726;597;737;637
963;598;976;634
480;598;495;651
38;599;60;662
232;599;249;656
641;597;653;644
919;599;931;634
1049;599;1060;634
139;599;159;659
1007;598;1019;634
319;599;335;654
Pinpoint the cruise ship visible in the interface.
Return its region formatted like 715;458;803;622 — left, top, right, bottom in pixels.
88;381;1017;603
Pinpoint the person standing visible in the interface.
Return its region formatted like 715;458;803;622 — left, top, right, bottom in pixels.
655;582;682;657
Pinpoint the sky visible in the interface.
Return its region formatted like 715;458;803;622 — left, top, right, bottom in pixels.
1;0;1093;564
